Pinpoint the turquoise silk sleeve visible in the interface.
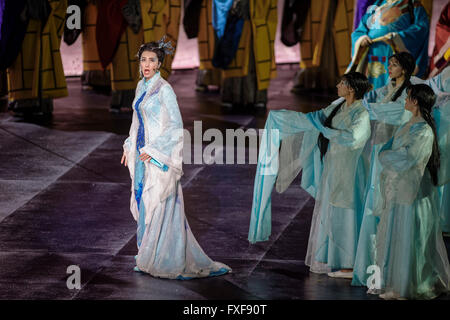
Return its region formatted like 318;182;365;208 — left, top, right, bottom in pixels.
378;123;433;173
248;101;344;243
362;97;411;125
123;80;143;153
319;106;371;148
377;121;434;209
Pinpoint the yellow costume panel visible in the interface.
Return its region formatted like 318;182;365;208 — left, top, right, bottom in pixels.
294;0;339;89
332;0;354;76
110;26;144;92
198;0;215;70
250;0;277;91
7;0;68;101
299;0;331;69
197;0;222;87
82;1;103;72
421;0;433;18
140;0;181;80
223;0;277;91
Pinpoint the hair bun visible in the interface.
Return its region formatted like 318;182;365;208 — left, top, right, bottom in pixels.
157;35;175;56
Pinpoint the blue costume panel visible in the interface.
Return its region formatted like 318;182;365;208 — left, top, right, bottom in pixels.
349;0;429;89
212;0;234;39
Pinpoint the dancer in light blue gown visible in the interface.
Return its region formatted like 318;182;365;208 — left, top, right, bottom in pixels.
353;60;450;287
402;68;450;236
121;39;231;279
429;68;450;235
439;185;450;235
369;84;450;299
248;72;372;277
353;52;417;286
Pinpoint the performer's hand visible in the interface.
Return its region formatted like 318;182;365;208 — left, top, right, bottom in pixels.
139;153;152;162
121;152;128;167
382;32;395;44
360;35;372;47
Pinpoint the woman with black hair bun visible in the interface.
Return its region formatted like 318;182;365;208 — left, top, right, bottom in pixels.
368;84;450;299
121;37;231;279
248;72;372;278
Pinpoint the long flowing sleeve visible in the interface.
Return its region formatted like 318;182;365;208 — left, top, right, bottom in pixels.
351;8;370;57
123;136;131;153
123;81;143;153
394;4;429;46
377;121;434;209
362;97;411;125
379;126;433;173
139;82;185;225
390;4;430;77
319;107;371;148
364;85;386;103
249;110;309;243
276;98;345;195
433;94;450;186
140;84;184;171
248;99;343;243
425;66;450;93
346;5;374;74
421;67;450;185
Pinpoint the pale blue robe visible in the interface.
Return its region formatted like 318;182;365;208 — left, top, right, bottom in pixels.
352;80;412;286
123;72;231;279
429;68;450;233
372;117;450;299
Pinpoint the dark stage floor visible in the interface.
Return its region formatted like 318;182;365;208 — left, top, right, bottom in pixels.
0;66;449;300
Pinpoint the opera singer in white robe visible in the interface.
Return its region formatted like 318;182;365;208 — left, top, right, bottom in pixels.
122;39;231;280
